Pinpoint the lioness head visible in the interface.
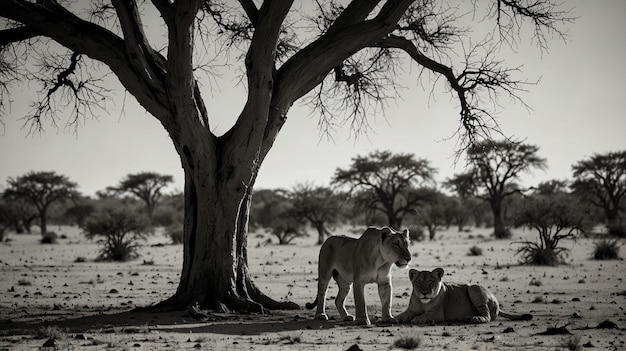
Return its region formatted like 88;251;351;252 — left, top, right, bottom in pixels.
409;268;444;304
380;227;412;268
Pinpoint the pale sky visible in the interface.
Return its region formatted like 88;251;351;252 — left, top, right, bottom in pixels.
1;1;625;197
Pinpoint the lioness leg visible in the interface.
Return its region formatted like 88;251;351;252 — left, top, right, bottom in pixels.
377;280;397;323
334;274;355;321
468;285;492;324
353;281;370;325
313;273;332;320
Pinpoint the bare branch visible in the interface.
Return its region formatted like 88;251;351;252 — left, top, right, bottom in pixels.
492;0;575;52
24;50;110;135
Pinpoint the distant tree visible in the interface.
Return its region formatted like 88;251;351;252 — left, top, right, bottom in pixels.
64;202;95;228
267;214;308;245
249;189;286;231
3;171;79;237
1;197;37;234
572;151;626;233
286;183;343;245
467;140;547;238
108;172;173;223
412;187;446;240
443;173;478;230
250;189;307;245
0;200;12;241
332;150;436;228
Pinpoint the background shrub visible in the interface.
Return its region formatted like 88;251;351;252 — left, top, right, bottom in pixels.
41;231;58;244
468;245;483;256
166;225;184;244
82;206;150;261
592;239;621;260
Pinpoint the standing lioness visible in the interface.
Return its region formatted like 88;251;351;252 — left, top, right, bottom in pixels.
306;226;411;325
396;268;533;324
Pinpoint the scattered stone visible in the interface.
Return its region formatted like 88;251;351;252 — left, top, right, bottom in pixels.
42;338;56;347
572;297;581;302
503;327;515;333
571;312;581;319
583;341;594;348
535;325;572;335
346;345;363;351
109;289;119;294
597;320;618;329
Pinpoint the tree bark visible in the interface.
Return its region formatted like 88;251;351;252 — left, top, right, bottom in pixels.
152;126;299;313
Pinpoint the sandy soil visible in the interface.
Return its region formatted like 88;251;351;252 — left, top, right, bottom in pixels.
0;225;624;350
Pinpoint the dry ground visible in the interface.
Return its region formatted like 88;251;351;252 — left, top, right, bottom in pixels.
0;225;624;350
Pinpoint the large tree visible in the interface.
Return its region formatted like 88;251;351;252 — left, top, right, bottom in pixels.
467;140;547;238
0;1;570;312
332;150;436;228
3;171;79;237
572;151;626;229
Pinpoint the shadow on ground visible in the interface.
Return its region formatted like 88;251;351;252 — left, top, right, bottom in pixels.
0;308;339;337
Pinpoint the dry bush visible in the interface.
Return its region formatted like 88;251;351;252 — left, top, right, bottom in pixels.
592;239;621;260
82;206;150;261
514;195;590;266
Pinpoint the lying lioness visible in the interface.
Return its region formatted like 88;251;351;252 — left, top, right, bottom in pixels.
306;226;411;325
396;268;533;324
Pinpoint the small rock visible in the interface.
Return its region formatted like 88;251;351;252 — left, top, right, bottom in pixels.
42;338;56;347
571;312;581;319
597;320;618;329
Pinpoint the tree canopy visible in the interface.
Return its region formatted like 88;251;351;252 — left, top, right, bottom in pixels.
107;172;174;222
332;150;435;228
572;150;626;230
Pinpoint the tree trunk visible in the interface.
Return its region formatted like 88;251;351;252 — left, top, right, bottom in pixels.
38;207;47;237
314;222;325;245
491;200;510;239
153;138;299;313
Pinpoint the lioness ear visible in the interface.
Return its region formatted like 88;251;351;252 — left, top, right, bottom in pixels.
409;269;419;281
433;268;444;279
401;228;410;239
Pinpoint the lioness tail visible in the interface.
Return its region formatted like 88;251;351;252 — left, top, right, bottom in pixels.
499;311;533;321
305;297;318;310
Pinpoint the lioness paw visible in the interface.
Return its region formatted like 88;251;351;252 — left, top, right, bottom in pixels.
314;313;329;321
342;315;355;322
470;316;490;324
353;317;371;326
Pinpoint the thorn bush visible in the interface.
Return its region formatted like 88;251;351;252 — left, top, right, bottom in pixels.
82;206;150;261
